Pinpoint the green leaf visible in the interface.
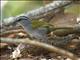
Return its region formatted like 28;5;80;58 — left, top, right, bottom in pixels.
65;4;80;15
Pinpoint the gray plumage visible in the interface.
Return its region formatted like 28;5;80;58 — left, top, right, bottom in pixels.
16;16;48;41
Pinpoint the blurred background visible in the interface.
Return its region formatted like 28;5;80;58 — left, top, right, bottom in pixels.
1;0;80;20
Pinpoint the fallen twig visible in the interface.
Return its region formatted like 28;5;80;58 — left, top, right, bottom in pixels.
0;29;24;36
1;24;80;36
1;37;80;60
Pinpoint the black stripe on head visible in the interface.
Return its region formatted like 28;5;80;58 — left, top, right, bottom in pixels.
16;16;31;23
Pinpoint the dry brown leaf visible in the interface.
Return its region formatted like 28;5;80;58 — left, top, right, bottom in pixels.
50;13;78;27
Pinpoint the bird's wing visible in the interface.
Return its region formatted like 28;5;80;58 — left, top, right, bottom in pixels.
32;27;48;41
17;16;48;41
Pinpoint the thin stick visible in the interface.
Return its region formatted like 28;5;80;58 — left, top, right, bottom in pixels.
1;37;80;60
0;29;24;36
1;25;80;36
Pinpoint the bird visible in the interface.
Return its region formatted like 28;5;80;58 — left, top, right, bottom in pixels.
16;16;48;42
16;16;76;45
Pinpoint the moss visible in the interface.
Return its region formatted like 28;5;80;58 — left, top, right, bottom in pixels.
65;4;80;15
